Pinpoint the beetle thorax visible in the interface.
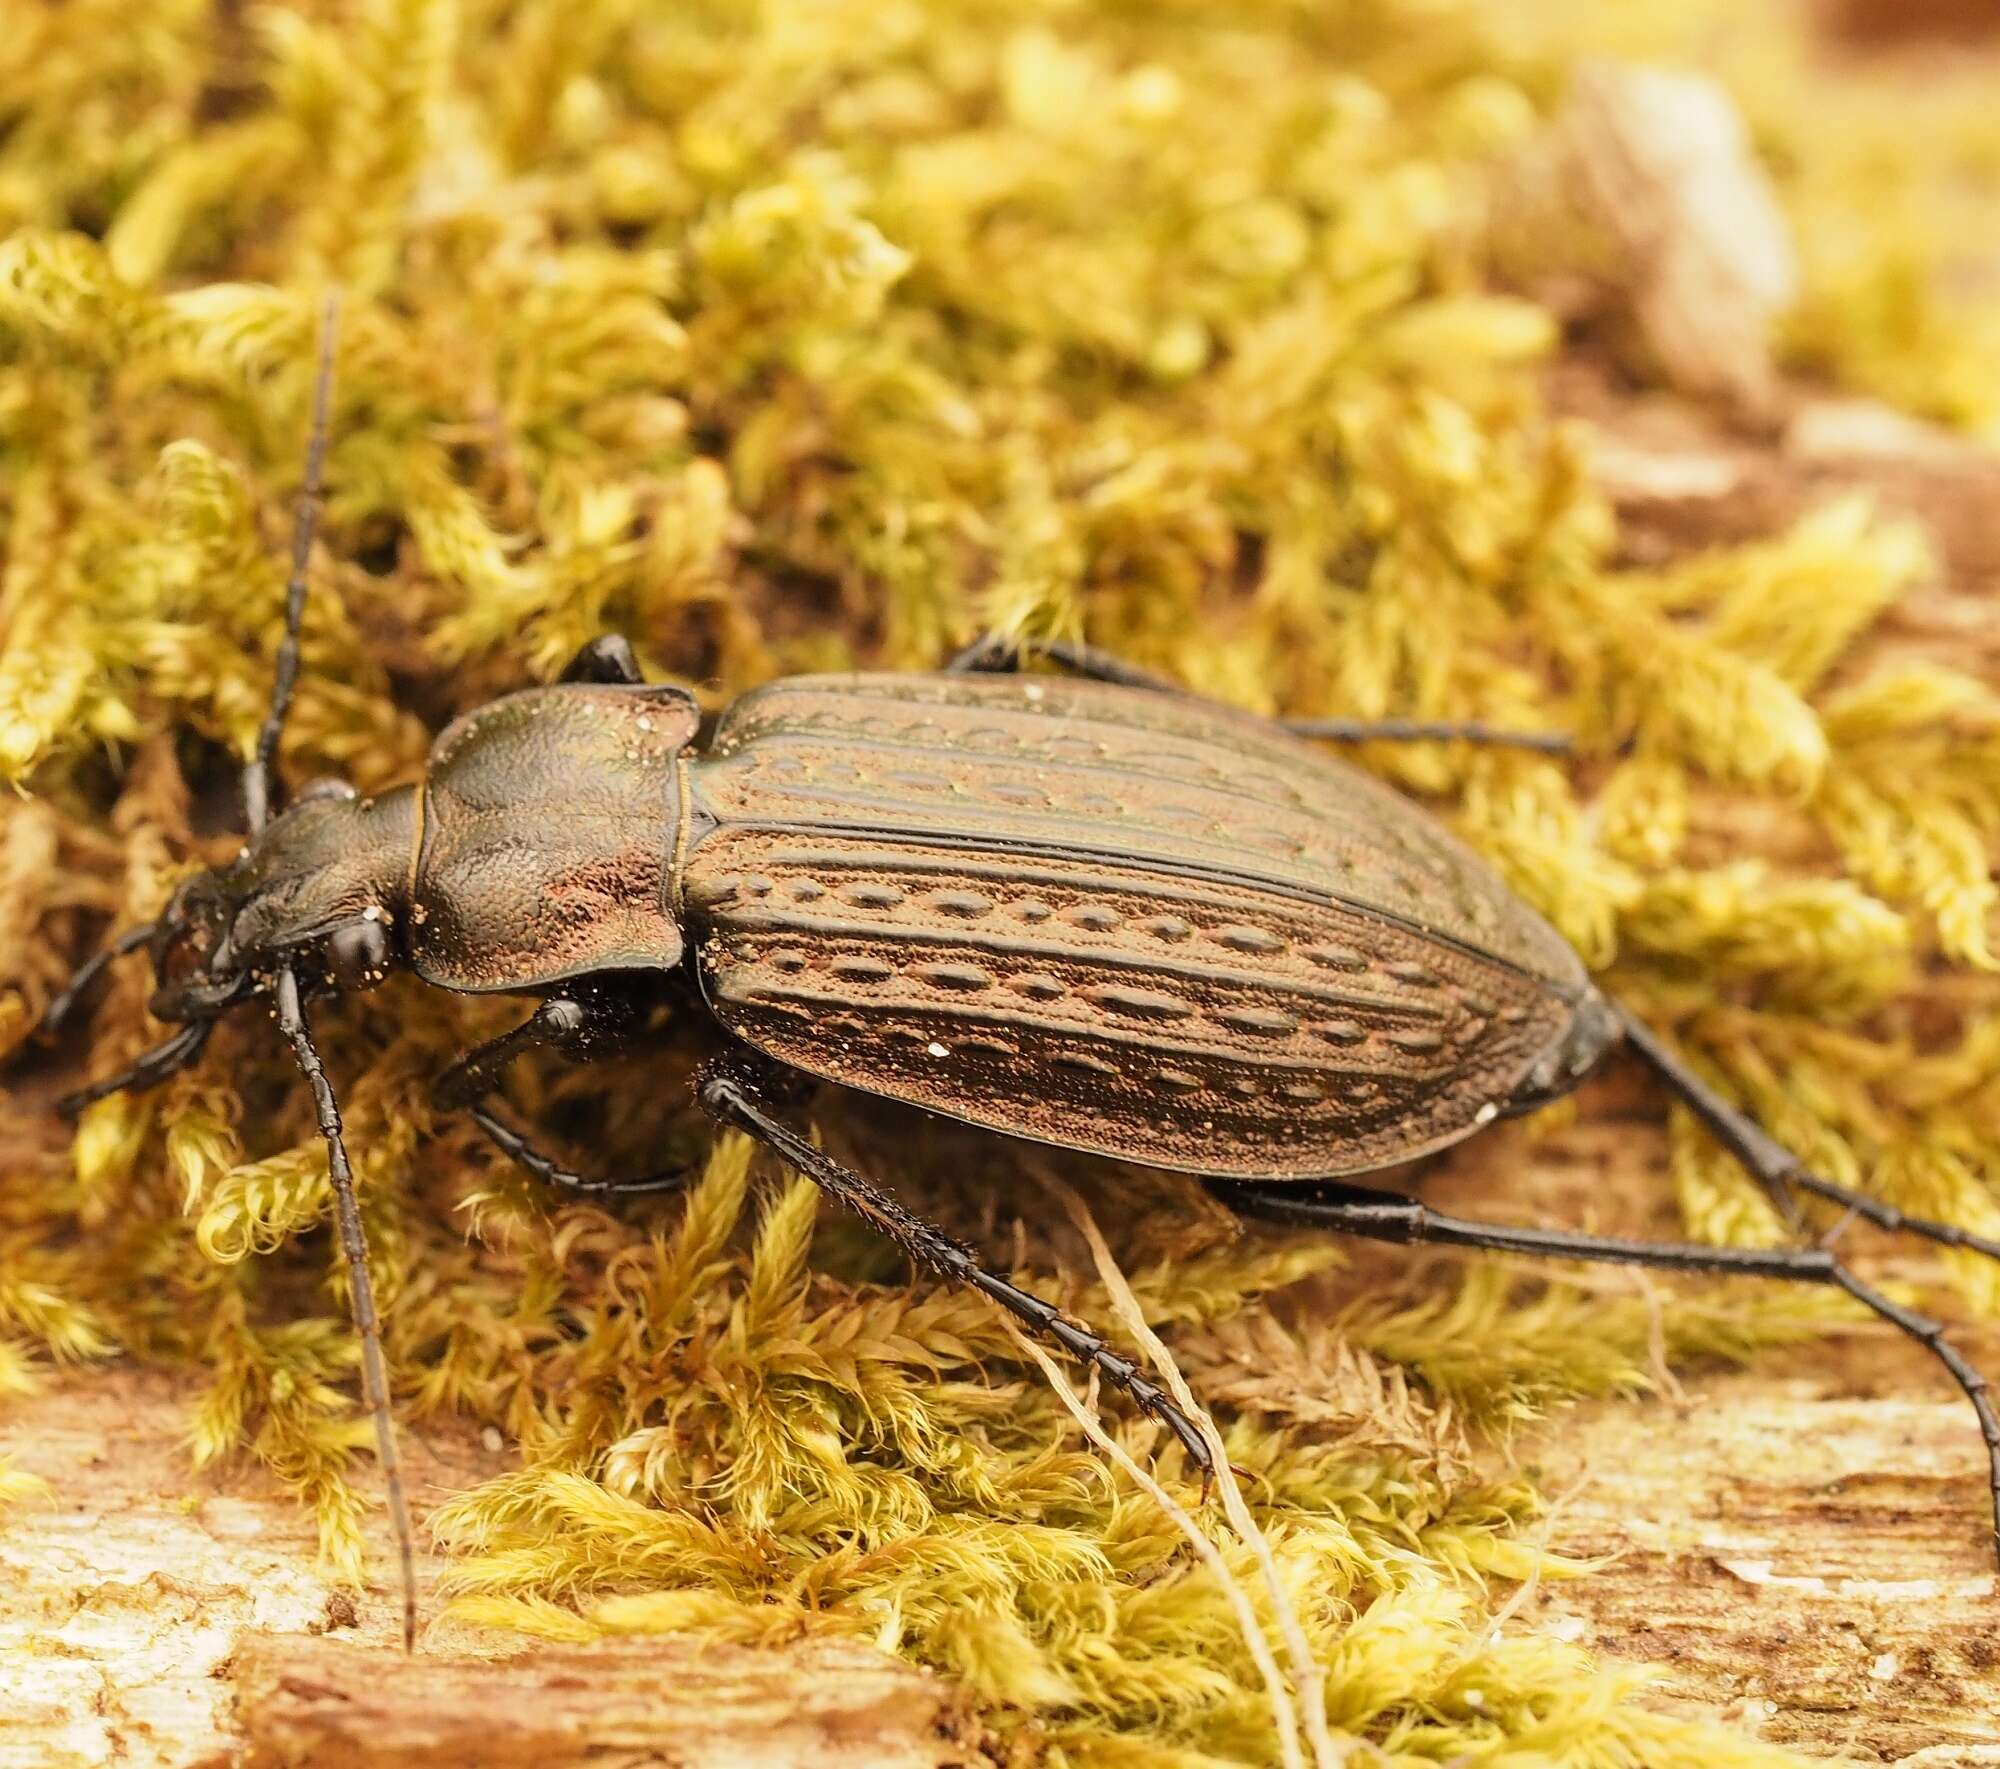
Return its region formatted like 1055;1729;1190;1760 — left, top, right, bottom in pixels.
403;683;698;994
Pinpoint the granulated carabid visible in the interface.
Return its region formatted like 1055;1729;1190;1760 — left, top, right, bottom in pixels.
39;300;2000;1647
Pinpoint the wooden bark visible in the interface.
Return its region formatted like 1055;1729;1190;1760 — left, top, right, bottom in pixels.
0;1366;987;1769
1495;66;1797;416
1530;1364;2000;1764
223;1636;989;1769
1416;1095;2000;1766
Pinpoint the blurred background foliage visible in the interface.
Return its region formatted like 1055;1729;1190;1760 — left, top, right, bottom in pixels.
3;1;2000;1764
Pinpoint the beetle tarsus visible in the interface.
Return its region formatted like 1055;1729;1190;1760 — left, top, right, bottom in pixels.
698;1055;1216;1484
1790;1169;2000;1263
1212;1175;2000;1569
468;1104;694;1197
1283;716;1574;755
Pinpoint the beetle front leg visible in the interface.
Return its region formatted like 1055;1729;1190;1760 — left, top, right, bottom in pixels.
697;1051;1216;1481
438;989;692;1197
55;1019;212;1116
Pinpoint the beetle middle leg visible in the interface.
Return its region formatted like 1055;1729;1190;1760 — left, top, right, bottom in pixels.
947;633;1572;753
1213;1175;2000;1555
437;979;691;1196
697;1049;1218;1481
561;635;645;685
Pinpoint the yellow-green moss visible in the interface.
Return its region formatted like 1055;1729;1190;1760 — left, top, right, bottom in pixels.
2;3;1997;1765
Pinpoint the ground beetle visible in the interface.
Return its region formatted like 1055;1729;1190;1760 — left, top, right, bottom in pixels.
37;300;2000;1647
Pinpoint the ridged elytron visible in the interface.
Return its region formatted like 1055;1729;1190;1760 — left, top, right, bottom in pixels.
39;303;2000;1648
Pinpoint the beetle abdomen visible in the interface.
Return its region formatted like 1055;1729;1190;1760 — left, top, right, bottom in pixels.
684;674;1591;1179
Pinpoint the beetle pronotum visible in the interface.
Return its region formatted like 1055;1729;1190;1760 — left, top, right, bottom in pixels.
36;300;2000;1646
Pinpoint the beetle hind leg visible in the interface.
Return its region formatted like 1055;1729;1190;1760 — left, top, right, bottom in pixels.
698;1050;1217;1481
1213;1176;2000;1566
1614;1004;2000;1266
944;633;1180;693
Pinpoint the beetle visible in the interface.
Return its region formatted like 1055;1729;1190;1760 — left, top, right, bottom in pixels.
36;302;2000;1649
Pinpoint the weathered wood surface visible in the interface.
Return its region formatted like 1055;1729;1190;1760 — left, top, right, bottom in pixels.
0;1366;989;1769
1532;1367;2000;1765
225;1634;990;1769
1422;1099;2000;1766
4;1213;1996;1765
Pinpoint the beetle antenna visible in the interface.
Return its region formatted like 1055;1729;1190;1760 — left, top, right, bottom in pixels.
243;295;418;1648
244;289;340;835
34;297;338;1063
274;968;418;1650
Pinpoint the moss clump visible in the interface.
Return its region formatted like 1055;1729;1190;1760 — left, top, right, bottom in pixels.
2;3;1998;1765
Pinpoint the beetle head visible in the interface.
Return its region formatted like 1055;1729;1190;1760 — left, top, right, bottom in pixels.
148;780;419;1022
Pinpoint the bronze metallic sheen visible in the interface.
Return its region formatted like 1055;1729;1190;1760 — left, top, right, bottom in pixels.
679;672;1599;1179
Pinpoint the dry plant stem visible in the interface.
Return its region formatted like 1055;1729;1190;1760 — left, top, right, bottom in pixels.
1002;1321;1314;1769
1050;1177;1341;1769
1473;1469;1592;1650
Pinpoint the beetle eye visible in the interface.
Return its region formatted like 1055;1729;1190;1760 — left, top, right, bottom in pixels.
323;916;392;992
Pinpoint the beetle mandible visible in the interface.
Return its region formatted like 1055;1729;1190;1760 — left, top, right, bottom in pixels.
40;301;2000;1647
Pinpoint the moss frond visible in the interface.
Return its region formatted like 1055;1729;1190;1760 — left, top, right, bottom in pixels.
3;3;1996;1765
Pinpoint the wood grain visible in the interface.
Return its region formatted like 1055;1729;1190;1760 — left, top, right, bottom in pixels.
1530;1369;2000;1765
224;1635;988;1769
0;1367;987;1769
1416;1095;2000;1766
